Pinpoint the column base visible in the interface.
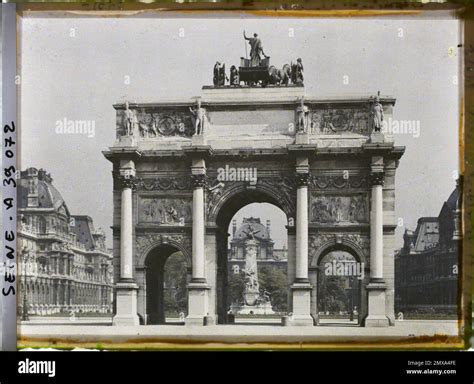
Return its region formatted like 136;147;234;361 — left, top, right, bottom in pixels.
204;315;217;326
364;280;390;328
364;316;390;327
185;280;210;326
185;315;216;326
112;280;140;326
286;281;314;326
113;314;140;326
284;315;315;327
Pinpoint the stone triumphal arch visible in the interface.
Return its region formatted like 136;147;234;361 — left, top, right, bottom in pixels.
104;84;404;328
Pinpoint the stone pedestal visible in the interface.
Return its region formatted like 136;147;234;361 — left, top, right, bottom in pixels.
192;134;207;146
295;132;309;144
114;135;137;148
112;281;140;326
237;302;275;315
370;132;385;144
287;282;314;326
185;282;210;326
365;281;389;327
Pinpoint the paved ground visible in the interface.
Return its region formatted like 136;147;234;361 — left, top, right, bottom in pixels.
21;317;360;326
22;317;112;326
18;320;461;345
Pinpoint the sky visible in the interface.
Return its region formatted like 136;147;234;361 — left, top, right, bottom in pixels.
19;12;461;249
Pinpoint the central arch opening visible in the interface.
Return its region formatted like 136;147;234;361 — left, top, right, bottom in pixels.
317;250;362;326
145;244;188;325
215;188;291;325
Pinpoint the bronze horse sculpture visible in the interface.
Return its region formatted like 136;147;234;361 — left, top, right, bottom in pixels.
268;64;291;86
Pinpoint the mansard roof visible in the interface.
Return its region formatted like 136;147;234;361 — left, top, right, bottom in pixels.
70;215;95;251
402;184;459;254
18;167;70;216
446;187;459;210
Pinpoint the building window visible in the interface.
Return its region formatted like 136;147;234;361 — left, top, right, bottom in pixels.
38;217;47;233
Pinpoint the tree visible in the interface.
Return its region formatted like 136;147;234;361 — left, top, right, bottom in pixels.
163;252;188;315
258;266;288;312
227;272;245;306
318;276;348;314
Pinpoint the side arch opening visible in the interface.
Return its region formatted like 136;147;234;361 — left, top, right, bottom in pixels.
315;245;364;326
144;244;189;325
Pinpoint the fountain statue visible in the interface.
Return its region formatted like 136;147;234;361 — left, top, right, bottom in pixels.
232;231;275;316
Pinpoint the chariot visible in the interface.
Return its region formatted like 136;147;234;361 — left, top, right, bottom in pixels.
239;57;271;86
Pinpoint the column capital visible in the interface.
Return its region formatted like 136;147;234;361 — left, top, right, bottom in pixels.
295;172;311;187
117;175;137;190
191;174;207;188
369;171;385;186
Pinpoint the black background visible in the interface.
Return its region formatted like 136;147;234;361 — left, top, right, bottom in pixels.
0;351;473;383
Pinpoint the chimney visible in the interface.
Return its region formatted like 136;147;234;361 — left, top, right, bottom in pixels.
232;219;237;236
26;168;39;208
266;220;271;237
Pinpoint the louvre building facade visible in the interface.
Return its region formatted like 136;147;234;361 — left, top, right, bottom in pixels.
395;182;461;315
228;217;288;273
18;168;113;316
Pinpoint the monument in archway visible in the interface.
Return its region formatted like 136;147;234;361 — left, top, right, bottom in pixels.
229;233;275;316
243;239;260;307
104;32;405;328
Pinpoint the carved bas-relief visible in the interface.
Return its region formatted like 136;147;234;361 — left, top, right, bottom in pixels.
138;198;192;225
311;194;368;223
311;108;370;135
135;233;192;266
309;233;370;266
205;175;297;222
118;104;195;139
136;177;191;191
311;174;369;190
